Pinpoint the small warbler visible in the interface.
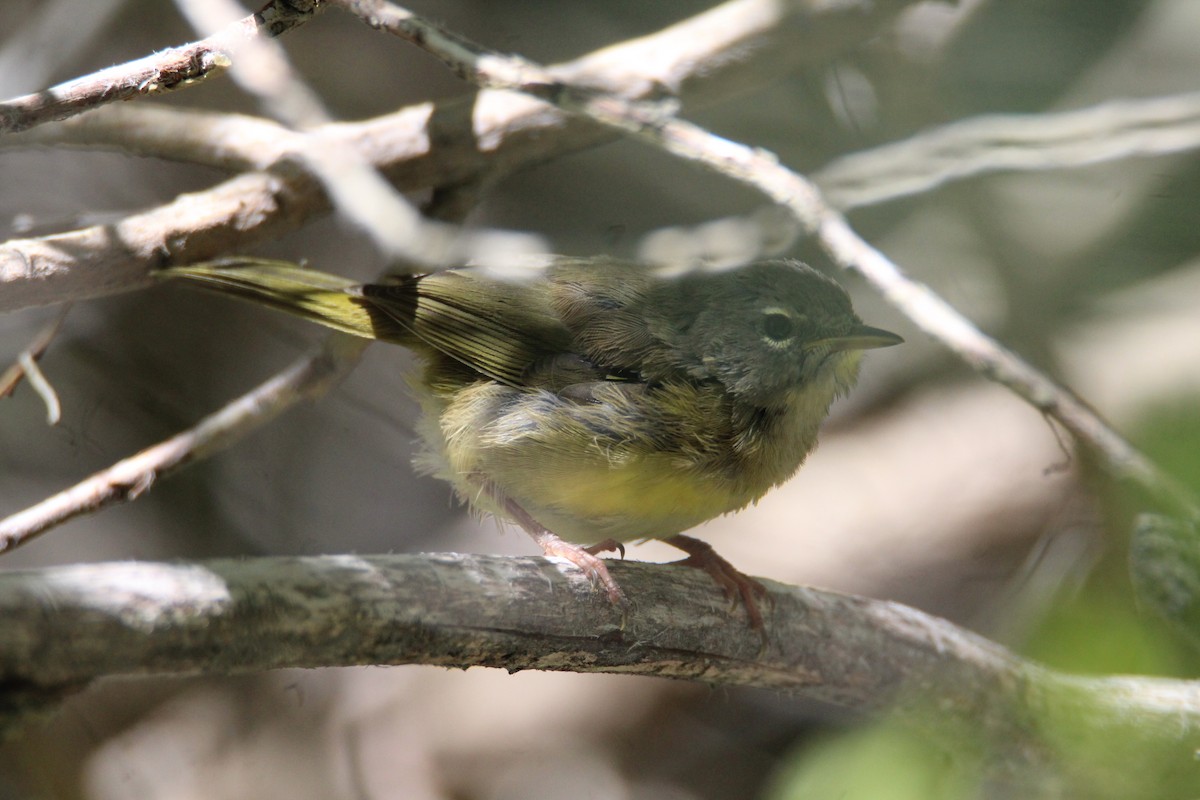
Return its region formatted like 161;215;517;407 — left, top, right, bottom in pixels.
161;256;901;628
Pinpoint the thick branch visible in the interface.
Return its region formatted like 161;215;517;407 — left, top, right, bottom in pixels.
2;552;1198;783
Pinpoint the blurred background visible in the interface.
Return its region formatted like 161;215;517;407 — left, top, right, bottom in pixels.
3;0;1200;797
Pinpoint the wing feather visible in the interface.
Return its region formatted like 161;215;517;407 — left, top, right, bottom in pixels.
361;270;573;387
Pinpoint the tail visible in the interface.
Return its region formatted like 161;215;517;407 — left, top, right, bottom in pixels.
158;258;412;342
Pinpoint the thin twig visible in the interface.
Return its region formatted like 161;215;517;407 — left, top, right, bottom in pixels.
334;0;1198;517
0;0;317;134
0;335;366;555
3;0;917;312
172;0;515;266
15;89;1200;272
814;91;1200;211
16;352;60;425
1;169;317;312
20;93;1200;275
0;303;69;401
642;92;1200;262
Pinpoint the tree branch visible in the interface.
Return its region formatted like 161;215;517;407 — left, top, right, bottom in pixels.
0;0;318;134
0;303;69;410
1;103;290;170
171;0;537;266
0;168;320;311
814;90;1200;210
0;335;366;554
0;0;923;311
2;551;1198;786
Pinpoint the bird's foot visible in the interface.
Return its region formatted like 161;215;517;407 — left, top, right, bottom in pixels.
662;534;771;631
496;492;627;605
536;532;627;605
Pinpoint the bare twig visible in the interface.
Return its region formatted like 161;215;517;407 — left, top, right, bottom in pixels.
1;169;320;311
1;104;290;170
175;0;329;128
0;335;366;554
15;351;60;425
20;93;1200;275
1;551;1198;794
0;0;318;135
18;87;1200;249
640;91;1200;262
172;0;530;266
814;91;1200;211
2;0;919;312
339;0;921;101
340;0;1197;518
0;303;69;404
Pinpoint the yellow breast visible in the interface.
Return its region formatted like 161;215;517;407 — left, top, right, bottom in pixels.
411;365;840;544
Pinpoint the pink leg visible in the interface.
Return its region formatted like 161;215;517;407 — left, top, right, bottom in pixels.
662;534;770;630
500;496;627;605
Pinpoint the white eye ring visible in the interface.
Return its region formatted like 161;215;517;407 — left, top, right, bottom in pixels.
761;307;796;345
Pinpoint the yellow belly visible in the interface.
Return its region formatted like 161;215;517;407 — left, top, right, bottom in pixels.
413;373;821;544
502;453;749;542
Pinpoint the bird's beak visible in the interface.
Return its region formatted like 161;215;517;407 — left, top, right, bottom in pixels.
817;324;904;353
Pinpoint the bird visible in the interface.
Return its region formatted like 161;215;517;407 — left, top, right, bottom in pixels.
160;255;902;629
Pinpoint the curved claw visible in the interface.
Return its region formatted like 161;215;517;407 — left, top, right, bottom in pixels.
662;534;771;632
584;538;626;560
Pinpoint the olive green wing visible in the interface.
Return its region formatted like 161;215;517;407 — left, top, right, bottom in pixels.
545;257;687;383
165;256;677;390
361;269;577;388
163;258;577;388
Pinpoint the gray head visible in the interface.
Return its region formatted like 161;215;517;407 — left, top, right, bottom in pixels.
662;261;901;406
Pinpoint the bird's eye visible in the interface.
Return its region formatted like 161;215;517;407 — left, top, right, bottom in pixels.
762;312;794;342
